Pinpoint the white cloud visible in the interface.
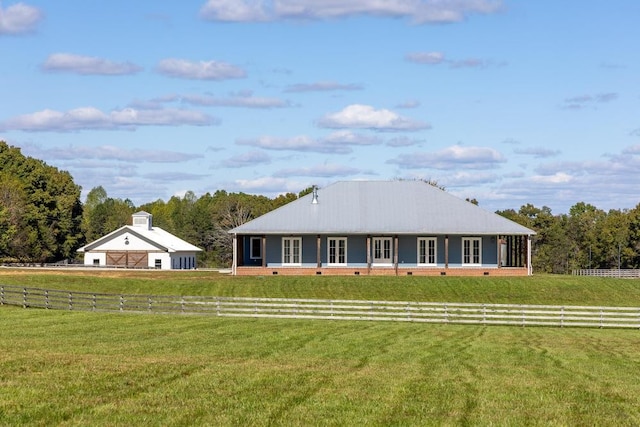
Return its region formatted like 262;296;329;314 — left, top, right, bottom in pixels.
405;51;445;64
237;135;352;154
0;107;217;132
406;51;502;68
317;104;429;131
232;177;307;194
42;53;142;75
387;136;423;147
531;172;573;184
396;100;421;109
177;92;290;109
514;146;561;158
622;144;640;155
199;0;271;22
237;131;382;154
200;0;503;24
274;163;362;177
222;150;271;168
323;130;382;146
156;58;246;80
387;145;505;169
284;81;363;92
22;144;203;163
562;92;618;110
0;2;42;34
445;171;499;186
142;172;209;181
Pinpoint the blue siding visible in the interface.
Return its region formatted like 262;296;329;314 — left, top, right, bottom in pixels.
240;234;499;267
344;235;365;264
301;236;317;265
265;237;281;265
398;236;417;264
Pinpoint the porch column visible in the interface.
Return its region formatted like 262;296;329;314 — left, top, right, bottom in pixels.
394;235;399;276
444;235;449;269
366;235;371;273
527;235;533;276
316;235;322;268
261;236;266;268
232;234;237;275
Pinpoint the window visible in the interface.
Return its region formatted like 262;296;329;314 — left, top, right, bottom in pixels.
250;237;262;259
418;238;437;265
328;237;347;265
373;237;392;264
155;259;162;269
282;237;302;265
463;237;482;265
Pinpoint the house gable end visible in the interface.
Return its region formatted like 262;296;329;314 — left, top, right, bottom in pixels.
81;227;169;253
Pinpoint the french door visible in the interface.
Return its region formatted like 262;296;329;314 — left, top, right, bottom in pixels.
373;237;392;264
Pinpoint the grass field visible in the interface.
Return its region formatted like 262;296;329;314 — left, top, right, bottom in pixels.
2;269;640;425
3;268;640;306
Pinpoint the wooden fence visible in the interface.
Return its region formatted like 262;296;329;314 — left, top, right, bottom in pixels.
2;285;640;329
572;269;640;278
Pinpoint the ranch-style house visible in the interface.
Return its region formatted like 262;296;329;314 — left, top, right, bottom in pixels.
78;211;202;270
229;180;536;276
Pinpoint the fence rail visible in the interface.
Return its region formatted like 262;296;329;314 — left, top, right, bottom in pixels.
573;269;640;278
2;285;640;329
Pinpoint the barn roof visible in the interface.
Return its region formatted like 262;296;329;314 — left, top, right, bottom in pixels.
230;180;535;236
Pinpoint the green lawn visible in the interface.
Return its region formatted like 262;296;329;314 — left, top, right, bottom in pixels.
2;307;640;426
2;269;640;425
2;268;640;306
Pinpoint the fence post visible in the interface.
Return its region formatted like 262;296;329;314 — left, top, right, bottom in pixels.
0;285;4;305
148;296;152;312
23;287;27;308
560;306;564;328
45;290;49;309
68;292;73;311
92;294;96;311
216;297;220;316
119;295;124;312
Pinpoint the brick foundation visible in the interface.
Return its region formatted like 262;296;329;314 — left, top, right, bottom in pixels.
234;266;531;276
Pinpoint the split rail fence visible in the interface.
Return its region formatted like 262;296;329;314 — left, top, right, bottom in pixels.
2;285;640;329
572;269;640;278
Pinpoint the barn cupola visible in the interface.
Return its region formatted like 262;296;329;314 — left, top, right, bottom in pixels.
132;211;153;230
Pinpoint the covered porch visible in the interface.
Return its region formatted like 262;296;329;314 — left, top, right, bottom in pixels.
231;233;533;276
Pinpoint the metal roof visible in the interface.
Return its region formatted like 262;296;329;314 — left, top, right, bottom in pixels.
230;180;536;235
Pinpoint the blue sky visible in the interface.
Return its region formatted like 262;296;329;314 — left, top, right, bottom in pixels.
1;0;639;214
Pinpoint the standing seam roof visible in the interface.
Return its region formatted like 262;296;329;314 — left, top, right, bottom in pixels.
230;181;535;235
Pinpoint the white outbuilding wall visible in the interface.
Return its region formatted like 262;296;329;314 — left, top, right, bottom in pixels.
78;212;202;269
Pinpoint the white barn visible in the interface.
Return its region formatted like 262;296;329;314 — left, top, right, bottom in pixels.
77;211;202;270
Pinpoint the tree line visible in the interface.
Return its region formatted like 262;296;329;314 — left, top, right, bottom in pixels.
1;141;639;272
